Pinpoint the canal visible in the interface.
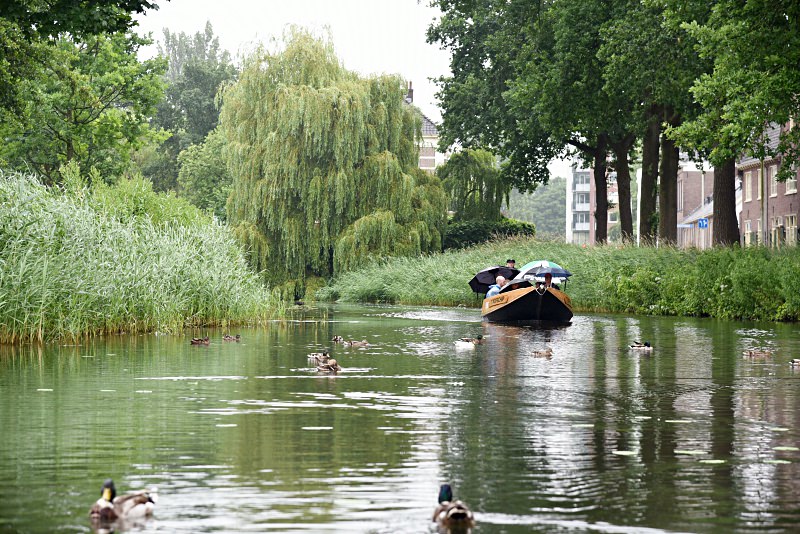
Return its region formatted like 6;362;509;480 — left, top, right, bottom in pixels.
1;304;799;533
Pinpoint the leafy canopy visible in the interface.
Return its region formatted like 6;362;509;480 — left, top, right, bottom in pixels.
218;29;447;286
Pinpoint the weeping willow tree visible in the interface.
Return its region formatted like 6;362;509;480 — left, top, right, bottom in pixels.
218;30;447;290
435;148;509;221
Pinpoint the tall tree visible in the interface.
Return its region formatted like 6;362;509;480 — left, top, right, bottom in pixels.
141;21;237;191
436;148;508;221
218;30;447;287
177;128;231;220
0;0;162;115
0;31;167;183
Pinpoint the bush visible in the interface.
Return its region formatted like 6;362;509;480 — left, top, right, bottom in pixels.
443;218;535;250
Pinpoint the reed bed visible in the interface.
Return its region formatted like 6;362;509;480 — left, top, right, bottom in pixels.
0;171;280;343
318;235;800;322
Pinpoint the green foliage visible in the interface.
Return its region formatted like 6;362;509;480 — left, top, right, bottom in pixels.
177;128;232;220
436;148;508;221
319;236;800;322
219;29;447;290
505;177;566;238
0;31;167;184
140;22;238;192
668;1;800;175
443;218;535;250
0;0;160;114
0;170;278;343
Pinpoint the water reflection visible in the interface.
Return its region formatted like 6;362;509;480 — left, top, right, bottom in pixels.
0;306;799;533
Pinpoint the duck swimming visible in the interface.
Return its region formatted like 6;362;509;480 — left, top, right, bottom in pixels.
344;339;369;347
630;341;653;352
331;335;344;343
742;349;772;358
531;347;553;358
190;336;210;345
308;351;331;365
432;483;474;531
89;479;156;524
317;359;341;374
222;334;241;342
454;335;483;349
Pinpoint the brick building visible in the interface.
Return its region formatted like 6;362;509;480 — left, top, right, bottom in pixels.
738;123;800;247
404;82;446;172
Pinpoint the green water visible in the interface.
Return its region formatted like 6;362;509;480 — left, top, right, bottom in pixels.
1;304;799;533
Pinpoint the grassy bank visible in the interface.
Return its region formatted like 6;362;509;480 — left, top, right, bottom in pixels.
0;171;280;343
318;236;800;322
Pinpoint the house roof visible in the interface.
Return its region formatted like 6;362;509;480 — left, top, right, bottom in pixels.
679;188;742;224
738;123;781;168
421;113;438;137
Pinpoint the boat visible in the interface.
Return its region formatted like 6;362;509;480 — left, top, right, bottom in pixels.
470;260;574;325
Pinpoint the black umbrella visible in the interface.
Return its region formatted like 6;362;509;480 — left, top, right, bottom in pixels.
468;265;520;293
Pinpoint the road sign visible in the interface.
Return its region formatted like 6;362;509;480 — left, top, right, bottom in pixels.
698;218;709;229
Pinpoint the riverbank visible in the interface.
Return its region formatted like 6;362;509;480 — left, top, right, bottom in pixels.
0;172;281;343
317;236;800;322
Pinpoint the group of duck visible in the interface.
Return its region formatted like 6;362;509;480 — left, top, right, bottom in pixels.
189;334;241;345
743;348;800;367
455;334;554;359
89;479;474;531
307;335;371;374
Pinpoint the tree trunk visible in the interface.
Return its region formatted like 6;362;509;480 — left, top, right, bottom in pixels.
640;108;660;244
611;135;634;243
712;157;740;246
593;134;609;244
658;133;679;244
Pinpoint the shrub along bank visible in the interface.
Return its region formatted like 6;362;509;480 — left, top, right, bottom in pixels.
318;236;800;322
0;171;280;343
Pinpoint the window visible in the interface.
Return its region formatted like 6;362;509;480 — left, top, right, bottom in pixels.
745;171;752;202
770;164;778;197
757;219;762;244
609;211;618;223
677;180;683;211
786;215;798;245
744;220;752;246
787;171;798;194
757;167;762;200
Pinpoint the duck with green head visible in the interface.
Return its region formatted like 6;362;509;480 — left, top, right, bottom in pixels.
89;479;156;524
433;483;474;531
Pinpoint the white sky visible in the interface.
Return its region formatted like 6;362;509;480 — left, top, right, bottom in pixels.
134;0;572;179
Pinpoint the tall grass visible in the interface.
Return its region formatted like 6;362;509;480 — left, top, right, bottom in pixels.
318;235;800;322
0;171;280;343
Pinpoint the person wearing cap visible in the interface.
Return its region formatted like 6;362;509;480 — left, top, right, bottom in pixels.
505;259;516;268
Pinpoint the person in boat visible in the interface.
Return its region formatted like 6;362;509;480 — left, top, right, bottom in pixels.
486;276;506;298
537;273;560;290
505;259;516;268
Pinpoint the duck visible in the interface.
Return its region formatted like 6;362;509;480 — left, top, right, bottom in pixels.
454;335;483;349
432;484;474;531
222;334;241;342
317;358;341;374
190;336;210;345
89;479;156;524
331;335;344;343
790;359;800;367
531;347;553;358
742;349;772;358
344;339;369;347
630;341;653;352
308;351;331;365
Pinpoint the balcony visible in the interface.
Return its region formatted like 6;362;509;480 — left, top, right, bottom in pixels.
573;203;590;212
573;183;590;192
573;222;590;231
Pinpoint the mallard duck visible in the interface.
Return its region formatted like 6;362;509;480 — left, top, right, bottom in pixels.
317;359;341;373
790;359;800;367
190;336;210;345
308;351;330;365
742;349;772;358
630;341;653;351
222;334;241;342
432;484;474;530
89;479;156;523
454;335;483;349
531;347;553;358
331;335;344;343
344;339;369;347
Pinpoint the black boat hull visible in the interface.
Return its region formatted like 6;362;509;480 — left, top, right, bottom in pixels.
481;286;573;325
